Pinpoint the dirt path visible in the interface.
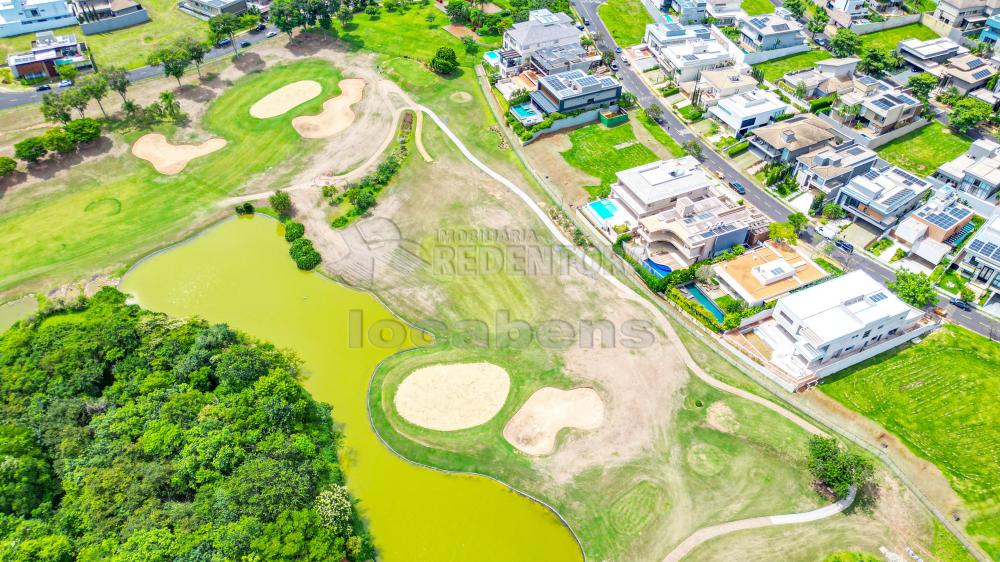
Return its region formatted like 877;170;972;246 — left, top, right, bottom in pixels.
414;111;432;162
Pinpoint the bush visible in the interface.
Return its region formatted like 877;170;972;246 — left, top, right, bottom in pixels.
809;95;836;113
0;155;17;177
13;136;47;164
330;215;349;229
660;86;680;96
234;202;254;215
284;221;305;242
42;127;75;154
64;118;101;143
289;238;322;270
725;140;749;156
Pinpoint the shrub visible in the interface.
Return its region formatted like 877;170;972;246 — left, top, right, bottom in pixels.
284;221;305;242
234;202;254;215
809;95;836;113
64;118;101;143
289;238;322;270
660;86;680;96
42;127;75;154
14;136;48;164
822;202;846;219
330;215;349;229
726;140;749;156
0;155;17;177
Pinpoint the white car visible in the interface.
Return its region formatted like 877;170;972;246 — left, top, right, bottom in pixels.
58;79;73;88
815;224;838;240
266;30;278;38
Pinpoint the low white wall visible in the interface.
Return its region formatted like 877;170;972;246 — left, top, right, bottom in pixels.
817;113;929;148
738;308;774;328
813;321;938;378
522;107;607;145
80;9;150;34
743;43;812;65
850;14;922;35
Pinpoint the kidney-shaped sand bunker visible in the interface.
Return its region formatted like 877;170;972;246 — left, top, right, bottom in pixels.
394;362;510;431
249;79;323;118
503;387;605;455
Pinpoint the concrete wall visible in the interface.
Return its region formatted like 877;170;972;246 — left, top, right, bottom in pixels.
80;9;150;34
849;13;922;35
813;321;938;378
0;15;77;38
742;43;812;65
522;107;606;145
817;113;929;148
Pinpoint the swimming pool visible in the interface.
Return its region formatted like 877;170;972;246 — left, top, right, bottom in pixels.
642;259;673;279
662;13;673;22
512;103;538;119
588;199;619;220
483;50;500;66
685;284;726;322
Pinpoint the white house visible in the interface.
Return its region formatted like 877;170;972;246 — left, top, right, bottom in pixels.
932;139;1000;215
503;9;580;59
827;0;867;20
835;166;933;232
643;23;739;83
708;89;788;138
610;157;717;220
0;0;76;38
754;270;929;388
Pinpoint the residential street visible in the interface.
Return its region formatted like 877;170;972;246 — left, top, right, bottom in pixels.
572;0;1000;339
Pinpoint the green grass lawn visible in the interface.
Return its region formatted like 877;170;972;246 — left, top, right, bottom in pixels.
0;59;342;293
936;269;966;295
754;49;832;83
636;111;685;157
875;122;972;176
0;0;205;69
741;0;775;15
822;324;1000;559
859;23;938;51
561;122;659;198
597;0;655;47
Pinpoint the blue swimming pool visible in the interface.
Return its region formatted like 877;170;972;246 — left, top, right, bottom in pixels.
512;103;539;119
642;258;673;279
662;13;673;22
588;199;619;220
685;284;726;322
483;50;500;64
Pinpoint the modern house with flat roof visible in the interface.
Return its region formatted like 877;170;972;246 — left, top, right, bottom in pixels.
178;0;246;19
704;0;747;25
73;0;149;34
529;69;622;114
714;241;829;307
0;0;76;37
708;89;788;139
752;270;927;388
794;141;877;198
643;23;736;83
610;157;718;220
503;9;580;61
893;190;975;266
931;0;992;33
826;0;867;20
829;76;921;139
670;0;707;23
529;43;598;76
738;14;805;52
980;13;1000;43
898;37;968;73
695;67;757;107
781;57;858;100
6;31;88;79
748;114;837;164
941;53;997;94
955;213;1000;303
835;165;933;231
933;139;1000;214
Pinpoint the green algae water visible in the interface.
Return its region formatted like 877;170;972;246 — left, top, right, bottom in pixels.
121;216;581;562
0;294;37;332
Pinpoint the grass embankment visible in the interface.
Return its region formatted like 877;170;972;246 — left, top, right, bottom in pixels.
598;0;655;47
822;324;1000;558
754;49;833;83
875;122;972;176
636;111;685;157
859;23;938;51
560;122;659;198
0;59;342;293
741;0;775;15
0;0;204;69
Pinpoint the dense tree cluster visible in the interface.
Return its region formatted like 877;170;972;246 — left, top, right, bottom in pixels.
12;118;102;165
0;289;372;561
807;437;874;499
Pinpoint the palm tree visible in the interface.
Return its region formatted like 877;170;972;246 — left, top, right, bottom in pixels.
159;91;181;120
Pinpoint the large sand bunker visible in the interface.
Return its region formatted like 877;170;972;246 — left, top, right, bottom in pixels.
131;133;227;175
394;362;510;431
292;79;366;138
249;80;322;118
503;387;605;456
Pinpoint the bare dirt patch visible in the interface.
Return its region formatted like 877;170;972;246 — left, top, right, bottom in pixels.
394;362;510;431
292;78;366;138
705;401;739;434
249;79;322;118
449;91;473;103
130;133;227;175
522;134;599;207
503;387;605;456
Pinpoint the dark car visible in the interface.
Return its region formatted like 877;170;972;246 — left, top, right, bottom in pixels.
217;37;232;47
254;23;266;32
240;40;252;48
730;181;746;195
615;46;622;53
610;62;619;71
950;298;973;311
35;84;52;92
576;23;584;30
834;239;854;254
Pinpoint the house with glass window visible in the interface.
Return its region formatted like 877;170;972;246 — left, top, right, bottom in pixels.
0;0;76;37
955;213;1000;306
835;165;933;232
708;89;788;139
980;14;1000;44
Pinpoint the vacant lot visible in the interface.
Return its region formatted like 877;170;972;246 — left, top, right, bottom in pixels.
875;122;971;176
561;122;659;198
741;0;775;15
860;23;938;51
0;0;204;69
754;49;832;83
598;0;655;47
822;324;1000;558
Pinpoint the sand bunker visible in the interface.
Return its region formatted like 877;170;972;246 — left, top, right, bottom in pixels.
503;387;605;456
394;362;510;431
131;133;227;175
292;79;366;138
250;80;322;118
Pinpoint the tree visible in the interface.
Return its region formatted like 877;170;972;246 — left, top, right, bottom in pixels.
14;136;48;164
429;46;459;74
104;66;130;103
65;117;102;143
446;0;470;22
822;202;845;219
272;0;302;38
806;17;826;38
601;49;614;66
618;90;637;109
240;11;261;29
159;91;182;120
887;269;936;307
336;4;353;25
645;103;663;120
784;0;806;18
808;436;874;499
179;37;210;78
284;221;305;242
948;98;991;134
270;189;294;216
906;73;937;102
62;86;91;118
959;286;975;303
42;127;75;154
365;3;379;17
794;80;808;99
809;192;825;216
209;13;242;57
40;92;71;124
56;64;78;82
0;156;16;177
0;426;56;516
787;211;808;232
829;28;861;57
289;237;322;269
857;47;902;78
315;485;353;534
682;139;702;158
769;221;797;243
78;74;109;117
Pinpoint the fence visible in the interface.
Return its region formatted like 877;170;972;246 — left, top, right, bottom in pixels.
80;8;150;34
522;107;607;145
816;113;929;149
849;13;922;35
742;43;813;65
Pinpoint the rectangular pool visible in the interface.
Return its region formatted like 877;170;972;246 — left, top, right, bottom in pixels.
483;50;500;66
685;284;726;322
512;103;539;119
588;199;618;220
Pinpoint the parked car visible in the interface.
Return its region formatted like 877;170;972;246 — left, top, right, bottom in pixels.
610;62;619;71
36;84;52;92
266;30;278;38
933;306;948;317
584;17;591;25
950;298;973;311
815;224;838;240
240;40;252;48
816;37;828;47
254;23;266;32
615;46;622;53
834;239;854;254
58;79;73;88
575;23;584;30
620;56;629;65
729;181;746;195
217;38;232;47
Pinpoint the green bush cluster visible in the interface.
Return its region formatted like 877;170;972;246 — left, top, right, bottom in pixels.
12;118;101;165
329;152;404;228
725;140;749;156
809;94;836;113
234;202;255;215
284;220;305;242
660;86;680;96
505;110;566;141
289;237;322;270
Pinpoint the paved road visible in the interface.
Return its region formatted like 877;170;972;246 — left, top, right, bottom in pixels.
575;0;1000;339
0;25;280;110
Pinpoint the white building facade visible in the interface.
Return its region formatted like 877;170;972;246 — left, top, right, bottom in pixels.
0;0;76;38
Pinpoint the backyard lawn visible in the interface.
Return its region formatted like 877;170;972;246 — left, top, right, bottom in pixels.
598;0;655;47
875;122;972;176
822;324;1000;559
561;122;659;198
741;0;775;15
0;0;205;69
859;23;938;51
754;49;831;83
637;111;685;157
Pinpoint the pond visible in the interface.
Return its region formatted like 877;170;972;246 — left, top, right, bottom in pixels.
0;294;37;332
120;216;581;562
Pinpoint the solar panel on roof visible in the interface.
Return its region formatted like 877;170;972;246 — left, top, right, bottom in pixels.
896;170;924;185
882;189;914;207
983;242;999;256
864;169;880;180
870;292;887;302
970;239;985;252
967;58;984;69
773;23;789;31
972;69;992;80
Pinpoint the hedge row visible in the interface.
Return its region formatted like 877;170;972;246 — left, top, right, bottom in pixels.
809;95;836;113
726;141;749;156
